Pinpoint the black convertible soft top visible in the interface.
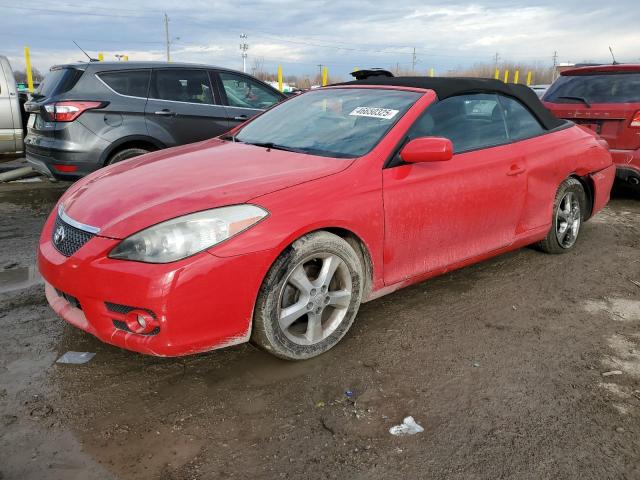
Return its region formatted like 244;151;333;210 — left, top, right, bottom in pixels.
333;76;565;130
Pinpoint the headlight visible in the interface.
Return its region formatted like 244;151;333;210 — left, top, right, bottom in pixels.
109;205;268;263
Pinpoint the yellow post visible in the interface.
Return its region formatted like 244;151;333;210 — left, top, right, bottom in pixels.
526;71;532;86
123;55;129;61
277;65;283;92
24;46;34;93
514;70;520;84
503;70;509;83
353;67;359;72
494;69;500;80
322;66;328;86
98;53;104;61
429;68;435;77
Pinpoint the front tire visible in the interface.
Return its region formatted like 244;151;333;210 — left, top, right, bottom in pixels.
251;231;363;360
537;177;586;254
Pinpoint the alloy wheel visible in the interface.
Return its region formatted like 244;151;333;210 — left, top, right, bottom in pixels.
277;253;352;346
555;191;581;249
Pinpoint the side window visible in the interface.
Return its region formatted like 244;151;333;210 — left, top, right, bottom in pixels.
151;69;214;104
407;93;508;153
498;95;544;141
219;72;281;109
98;70;150;97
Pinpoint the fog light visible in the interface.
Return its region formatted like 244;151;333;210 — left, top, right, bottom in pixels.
124;309;157;334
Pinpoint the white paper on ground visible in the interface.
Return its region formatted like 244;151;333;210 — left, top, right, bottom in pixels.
389;416;424;436
56;351;96;364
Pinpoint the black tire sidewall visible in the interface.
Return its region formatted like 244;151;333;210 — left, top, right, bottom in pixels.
107;148;149;166
544;178;587;253
252;232;363;360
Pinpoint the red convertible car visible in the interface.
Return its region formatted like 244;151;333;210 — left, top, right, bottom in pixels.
38;76;615;360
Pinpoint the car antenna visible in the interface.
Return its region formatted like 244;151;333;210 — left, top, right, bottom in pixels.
608;46;619;65
73;41;99;62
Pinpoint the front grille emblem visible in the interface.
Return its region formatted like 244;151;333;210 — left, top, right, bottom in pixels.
54;225;66;245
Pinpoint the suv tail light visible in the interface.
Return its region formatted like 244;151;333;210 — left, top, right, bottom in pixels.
631;110;640;128
44;101;105;122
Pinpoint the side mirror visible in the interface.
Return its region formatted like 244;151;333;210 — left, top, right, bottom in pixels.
400;137;453;163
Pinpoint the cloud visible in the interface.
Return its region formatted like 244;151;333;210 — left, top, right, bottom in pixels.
2;0;639;78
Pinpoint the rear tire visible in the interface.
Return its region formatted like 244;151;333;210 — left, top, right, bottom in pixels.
537;177;586;254
106;147;149;165
251;231;363;360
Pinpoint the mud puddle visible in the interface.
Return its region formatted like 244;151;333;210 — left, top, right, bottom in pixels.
0;265;41;293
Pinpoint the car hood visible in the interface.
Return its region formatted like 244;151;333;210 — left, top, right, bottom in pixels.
62;139;353;239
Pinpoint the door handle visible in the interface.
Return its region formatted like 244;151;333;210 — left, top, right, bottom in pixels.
234;115;249;121
506;164;526;176
154;109;176;116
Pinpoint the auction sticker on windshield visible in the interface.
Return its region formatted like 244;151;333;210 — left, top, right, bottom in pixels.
349;107;399;120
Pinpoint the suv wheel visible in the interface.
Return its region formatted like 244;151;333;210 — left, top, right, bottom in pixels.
106;147;149;165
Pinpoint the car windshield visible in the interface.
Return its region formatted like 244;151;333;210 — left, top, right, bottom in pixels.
543;73;640;104
233;88;421;158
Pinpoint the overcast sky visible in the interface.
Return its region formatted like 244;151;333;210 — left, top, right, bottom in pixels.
3;0;639;79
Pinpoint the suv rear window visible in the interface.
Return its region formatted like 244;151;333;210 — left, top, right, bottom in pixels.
35;68;83;98
544;73;640;104
98;70;150;97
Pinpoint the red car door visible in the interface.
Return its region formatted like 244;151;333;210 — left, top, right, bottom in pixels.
382;93;527;285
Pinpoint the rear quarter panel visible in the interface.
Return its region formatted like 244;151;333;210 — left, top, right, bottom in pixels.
519;125;612;232
56;67;152;159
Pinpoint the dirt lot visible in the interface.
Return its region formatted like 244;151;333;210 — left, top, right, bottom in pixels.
0;180;639;480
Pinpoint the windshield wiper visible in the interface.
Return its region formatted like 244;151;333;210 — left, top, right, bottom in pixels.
244;141;301;153
556;96;591;108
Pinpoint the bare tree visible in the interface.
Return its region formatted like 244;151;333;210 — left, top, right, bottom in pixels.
13;67;44;84
444;61;553;84
250;57;268;81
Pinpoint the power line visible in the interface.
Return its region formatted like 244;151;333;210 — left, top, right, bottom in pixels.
0;3;156;19
0;3;552;60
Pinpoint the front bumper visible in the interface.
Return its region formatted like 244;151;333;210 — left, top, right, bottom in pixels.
38;211;276;356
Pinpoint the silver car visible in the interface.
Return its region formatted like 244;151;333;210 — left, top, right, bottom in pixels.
0;55;25;158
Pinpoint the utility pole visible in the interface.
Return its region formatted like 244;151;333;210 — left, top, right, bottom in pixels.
317;64;324;83
240;34;249;73
552;50;558;81
411;47;417;73
493;52;500;69
164;13;171;62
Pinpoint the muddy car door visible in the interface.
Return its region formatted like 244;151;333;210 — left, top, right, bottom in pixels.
382;93;527;285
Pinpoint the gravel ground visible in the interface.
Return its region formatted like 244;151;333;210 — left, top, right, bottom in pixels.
0;180;639;480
